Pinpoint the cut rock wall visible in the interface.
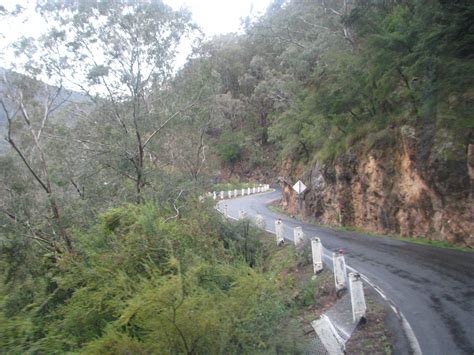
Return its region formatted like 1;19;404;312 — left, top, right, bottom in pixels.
281;127;473;248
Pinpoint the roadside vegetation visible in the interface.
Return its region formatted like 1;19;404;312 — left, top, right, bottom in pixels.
0;0;471;351
0;202;350;353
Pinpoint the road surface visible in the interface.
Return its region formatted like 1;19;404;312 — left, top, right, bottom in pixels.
217;190;474;355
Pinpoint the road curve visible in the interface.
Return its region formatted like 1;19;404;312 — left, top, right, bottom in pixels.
217;190;474;355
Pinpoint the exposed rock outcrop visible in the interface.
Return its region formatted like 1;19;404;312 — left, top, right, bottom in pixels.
281;126;473;248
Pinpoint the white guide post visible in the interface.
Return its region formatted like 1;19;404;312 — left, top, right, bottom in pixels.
213;191;217;200
220;191;225;199
223;204;228;216
252;186;256;194
255;214;266;229
312;316;345;355
333;251;347;292
228;190;232;198
311;237;323;274
247;187;251;195
293;226;304;247
234;189;238;197
349;273;367;323
275;219;285;246
257;186;261;193
239;210;247;220
242;188;245;196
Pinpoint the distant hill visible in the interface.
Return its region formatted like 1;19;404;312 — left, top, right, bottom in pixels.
0;67;89;153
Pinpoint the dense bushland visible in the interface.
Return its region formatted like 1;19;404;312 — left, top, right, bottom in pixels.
1;201;309;353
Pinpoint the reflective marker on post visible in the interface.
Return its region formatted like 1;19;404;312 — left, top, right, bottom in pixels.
349;273;367;323
275;219;284;246
255;214;266;229
311;237;323;274
333;251;347;292
293;226;304;246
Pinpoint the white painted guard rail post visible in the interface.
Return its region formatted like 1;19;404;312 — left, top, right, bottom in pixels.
234;189;238;197
311;237;323;274
228;190;232;198
242;188;245;196
213;191;217;200
349;273;367;324
223;204;228;217
220;191;224;199
333;251;347;295
247;187;251;195
293;226;304;247
253;187;256;194
239;210;247;220
275;219;285;246
255;214;266;229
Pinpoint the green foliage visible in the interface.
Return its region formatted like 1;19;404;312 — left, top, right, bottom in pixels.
0;202;300;353
216;132;244;167
263;0;474;164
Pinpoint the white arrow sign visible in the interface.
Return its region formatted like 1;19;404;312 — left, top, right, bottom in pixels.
292;180;307;194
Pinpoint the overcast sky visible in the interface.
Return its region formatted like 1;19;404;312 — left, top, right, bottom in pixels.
166;0;271;36
0;0;272;68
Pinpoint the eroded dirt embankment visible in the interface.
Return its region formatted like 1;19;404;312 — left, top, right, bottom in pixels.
279;126;473;248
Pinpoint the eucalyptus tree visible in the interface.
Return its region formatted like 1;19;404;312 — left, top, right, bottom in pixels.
160;57;223;182
0;70;75;252
35;0;198;203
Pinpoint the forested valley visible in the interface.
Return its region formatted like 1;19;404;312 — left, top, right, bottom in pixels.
0;0;472;352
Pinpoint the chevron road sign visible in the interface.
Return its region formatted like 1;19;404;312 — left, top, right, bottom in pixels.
293;180;307;194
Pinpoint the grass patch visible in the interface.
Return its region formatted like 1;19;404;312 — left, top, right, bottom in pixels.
267;204;285;214
396;236;473;252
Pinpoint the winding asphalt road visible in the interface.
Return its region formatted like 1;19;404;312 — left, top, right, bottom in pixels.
217;190;474;355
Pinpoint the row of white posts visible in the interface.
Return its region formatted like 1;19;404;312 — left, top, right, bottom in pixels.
212;184;270;201
270;218;366;324
227;198;366;324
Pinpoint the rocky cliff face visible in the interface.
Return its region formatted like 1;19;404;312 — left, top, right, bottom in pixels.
280;126;473;248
